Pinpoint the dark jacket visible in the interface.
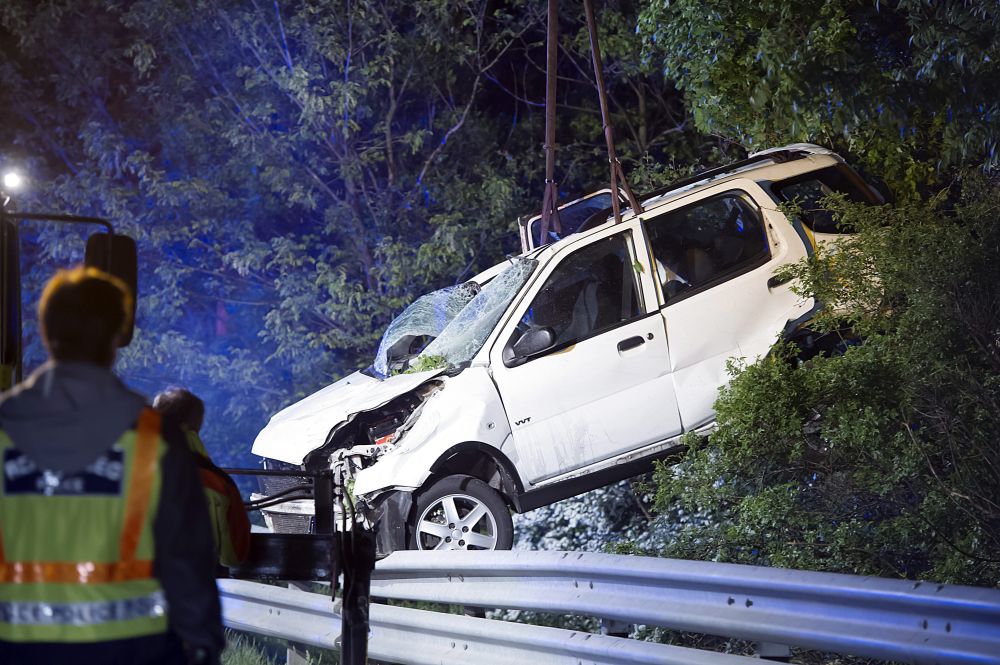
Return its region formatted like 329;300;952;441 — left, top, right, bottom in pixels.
0;361;225;665
182;429;252;567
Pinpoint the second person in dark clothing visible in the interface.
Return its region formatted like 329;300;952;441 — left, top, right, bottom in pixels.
153;387;251;568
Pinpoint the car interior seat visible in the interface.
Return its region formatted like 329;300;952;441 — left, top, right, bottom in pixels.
711;205;750;268
558;279;599;345
654;233;696;298
682;247;715;285
658;247;714;297
713;236;745;267
655;258;684;298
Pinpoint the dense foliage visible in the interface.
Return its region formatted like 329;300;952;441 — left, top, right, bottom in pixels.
2;0;999;592
648;183;1000;585
639;0;1000;198
0;0;706;466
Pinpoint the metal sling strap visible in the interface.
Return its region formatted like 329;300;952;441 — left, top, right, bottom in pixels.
582;0;643;224
0;408;160;584
538;0;562;243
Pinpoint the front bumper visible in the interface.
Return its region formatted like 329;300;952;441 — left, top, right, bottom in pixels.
256;490;413;558
370;491;413;557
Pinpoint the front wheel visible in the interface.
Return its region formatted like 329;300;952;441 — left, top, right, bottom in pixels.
408;475;513;551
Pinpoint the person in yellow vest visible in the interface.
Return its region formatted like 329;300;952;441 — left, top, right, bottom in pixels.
0;267;223;665
152;388;250;568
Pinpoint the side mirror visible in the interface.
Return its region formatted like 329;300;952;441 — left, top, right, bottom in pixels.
385;334;430;370
511;326;555;360
386;335;416;366
85;233;138;346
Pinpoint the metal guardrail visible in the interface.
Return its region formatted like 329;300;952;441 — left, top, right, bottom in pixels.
371;551;1000;665
221;550;1000;665
219;578;756;665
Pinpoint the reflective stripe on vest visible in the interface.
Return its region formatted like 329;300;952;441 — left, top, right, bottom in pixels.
0;589;166;626
0;408;168;641
0;560;153;585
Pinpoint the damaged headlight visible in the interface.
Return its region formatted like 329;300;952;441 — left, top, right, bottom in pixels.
367;413;403;447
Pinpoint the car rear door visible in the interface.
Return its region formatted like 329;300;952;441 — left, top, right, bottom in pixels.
642;180;812;429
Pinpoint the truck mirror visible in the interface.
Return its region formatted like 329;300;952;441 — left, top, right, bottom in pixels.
1;218;21;388
85;233;138;346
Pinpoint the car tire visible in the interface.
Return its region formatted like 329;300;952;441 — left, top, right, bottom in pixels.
407;474;513;551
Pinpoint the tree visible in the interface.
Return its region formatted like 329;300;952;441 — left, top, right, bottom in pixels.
1;0;540;464
0;0;700;468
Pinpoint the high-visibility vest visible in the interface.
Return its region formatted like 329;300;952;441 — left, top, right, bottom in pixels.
185;430;250;567
0;408;168;643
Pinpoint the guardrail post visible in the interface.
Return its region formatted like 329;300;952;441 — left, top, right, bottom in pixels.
287;582;313;665
286;642;310;665
755;641;791;662
340;528;376;665
600;618;632;638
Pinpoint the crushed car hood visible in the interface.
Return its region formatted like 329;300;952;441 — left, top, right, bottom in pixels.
252;368;447;465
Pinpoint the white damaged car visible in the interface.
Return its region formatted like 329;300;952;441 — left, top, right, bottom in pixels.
252;143;882;553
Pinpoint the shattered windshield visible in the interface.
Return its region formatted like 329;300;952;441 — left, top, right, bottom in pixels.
372;282;481;379
371;258;536;379
416;257;536;370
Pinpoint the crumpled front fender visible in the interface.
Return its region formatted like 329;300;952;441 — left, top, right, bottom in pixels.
353;367;512;497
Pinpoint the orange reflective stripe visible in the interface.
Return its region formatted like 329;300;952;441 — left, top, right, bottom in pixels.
199;467;229;494
119;408;160;566
0;559;153;584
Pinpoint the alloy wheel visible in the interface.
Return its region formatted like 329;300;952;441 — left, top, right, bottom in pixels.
415;493;499;550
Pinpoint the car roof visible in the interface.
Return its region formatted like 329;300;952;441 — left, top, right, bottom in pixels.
525;143;845;260
467;254;538;286
638;144;841;211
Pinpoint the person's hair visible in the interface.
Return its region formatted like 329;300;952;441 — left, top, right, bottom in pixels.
152;387;205;432
39;266;133;366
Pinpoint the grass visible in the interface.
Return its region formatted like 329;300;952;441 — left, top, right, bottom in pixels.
222;632;278;665
222;629;341;665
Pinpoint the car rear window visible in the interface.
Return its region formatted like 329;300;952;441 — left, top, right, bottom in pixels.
530;192;614;248
773;165;878;234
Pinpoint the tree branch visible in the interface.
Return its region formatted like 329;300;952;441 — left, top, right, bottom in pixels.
414;76;480;187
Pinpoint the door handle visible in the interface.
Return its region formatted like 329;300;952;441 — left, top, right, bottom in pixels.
617;336;645;352
767;274;792;289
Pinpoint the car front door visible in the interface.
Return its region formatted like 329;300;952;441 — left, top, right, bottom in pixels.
643;181;812;428
488;226;682;486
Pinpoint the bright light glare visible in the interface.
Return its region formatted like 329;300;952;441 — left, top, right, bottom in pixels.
2;172;24;191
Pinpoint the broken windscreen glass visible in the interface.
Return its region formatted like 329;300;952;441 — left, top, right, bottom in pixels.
413;257;536;373
372;282;482;379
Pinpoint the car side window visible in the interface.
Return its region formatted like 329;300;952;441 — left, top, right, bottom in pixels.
645;194;769;303
519;234;643;350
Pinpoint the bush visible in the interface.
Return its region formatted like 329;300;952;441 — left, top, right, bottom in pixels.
649;177;1000;585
